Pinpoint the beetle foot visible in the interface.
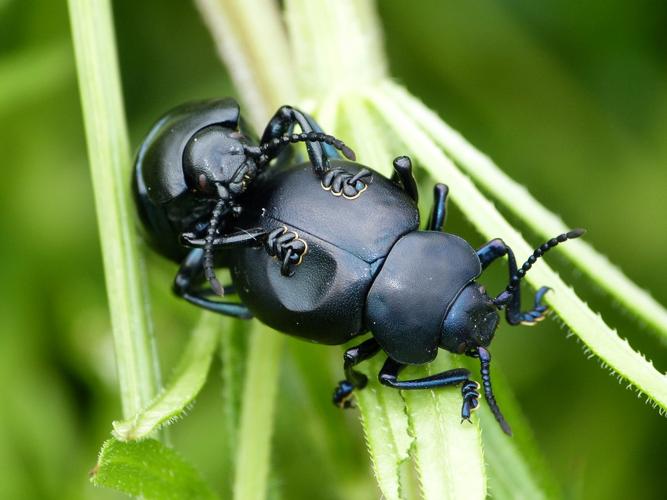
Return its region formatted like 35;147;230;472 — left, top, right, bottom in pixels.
321;168;371;200
333;380;358;409
460;380;480;423
520;286;551;326
265;226;308;277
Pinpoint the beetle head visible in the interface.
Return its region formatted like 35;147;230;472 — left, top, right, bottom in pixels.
440;282;499;354
183;125;258;202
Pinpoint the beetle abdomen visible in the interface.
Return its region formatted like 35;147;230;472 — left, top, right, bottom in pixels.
232;227;374;344
229;160;420;344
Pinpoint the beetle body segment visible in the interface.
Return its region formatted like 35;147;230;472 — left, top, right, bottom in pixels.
230;160;419;344
366;231;482;364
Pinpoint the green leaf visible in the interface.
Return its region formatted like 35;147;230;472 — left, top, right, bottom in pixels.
402;355;486;500
112;313;222;441
355;356;412;500
91;438;217;499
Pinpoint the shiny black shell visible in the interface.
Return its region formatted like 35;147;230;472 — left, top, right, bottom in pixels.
229;160;420;344
366;231;482;364
133;98;248;261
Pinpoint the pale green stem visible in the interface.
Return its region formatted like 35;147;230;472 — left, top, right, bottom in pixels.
68;0;162;418
383;82;667;341
233;324;283;500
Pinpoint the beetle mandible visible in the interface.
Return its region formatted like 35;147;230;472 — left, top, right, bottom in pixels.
134;97;583;435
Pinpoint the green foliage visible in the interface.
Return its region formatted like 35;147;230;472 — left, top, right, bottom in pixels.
91;439;217;500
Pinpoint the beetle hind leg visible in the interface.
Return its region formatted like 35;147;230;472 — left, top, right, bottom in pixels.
173;249;252;319
333;338;382;409
378;357;482;424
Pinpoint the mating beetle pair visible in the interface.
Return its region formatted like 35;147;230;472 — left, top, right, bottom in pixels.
134;98;583;435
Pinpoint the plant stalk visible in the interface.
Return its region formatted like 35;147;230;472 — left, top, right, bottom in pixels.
68;0;162;418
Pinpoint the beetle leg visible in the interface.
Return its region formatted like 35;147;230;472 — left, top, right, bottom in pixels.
378;357;481;424
476;239;551;325
476;238;508;270
260;105;333;174
173;249;252;319
332;338;382;409
427;183;449;231
180;227;267;249
391;156;419;203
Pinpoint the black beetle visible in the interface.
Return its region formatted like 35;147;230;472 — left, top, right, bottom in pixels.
134;97;583;435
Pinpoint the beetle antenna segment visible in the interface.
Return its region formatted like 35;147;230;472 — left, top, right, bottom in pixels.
257;132;356;165
204;199;226;296
477;346;512;435
494;228;585;306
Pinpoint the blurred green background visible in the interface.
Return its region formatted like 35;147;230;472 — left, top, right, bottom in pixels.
1;0;666;498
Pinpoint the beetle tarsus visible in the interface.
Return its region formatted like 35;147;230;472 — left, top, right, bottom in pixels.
265;226;308;277
321;167;371;199
332;338;382;409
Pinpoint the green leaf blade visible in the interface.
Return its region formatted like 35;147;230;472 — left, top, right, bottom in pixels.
355;356;412;500
402;355;487;500
92;438;218;500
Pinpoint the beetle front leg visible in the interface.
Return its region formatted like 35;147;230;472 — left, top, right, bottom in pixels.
260;105;331;173
180;227;267;249
333;338;382;408
476;239;550;325
378;357;480;424
260;106;367;198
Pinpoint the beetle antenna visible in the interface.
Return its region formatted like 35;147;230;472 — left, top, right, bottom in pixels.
258;132;356;165
204;199;226;296
477;346;512;435
494;228;585;306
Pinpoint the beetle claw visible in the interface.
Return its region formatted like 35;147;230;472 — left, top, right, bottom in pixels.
333;380;356;409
